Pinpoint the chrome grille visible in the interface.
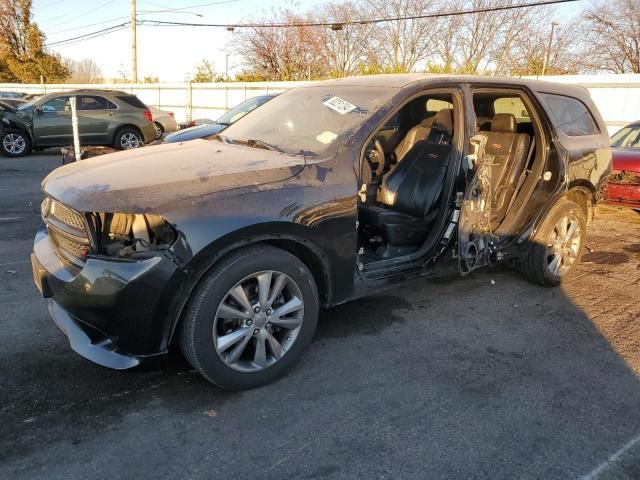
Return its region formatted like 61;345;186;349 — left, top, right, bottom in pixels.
45;199;86;234
49;229;90;259
42;197;91;263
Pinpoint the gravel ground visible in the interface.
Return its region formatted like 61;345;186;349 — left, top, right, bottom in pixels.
1;153;639;479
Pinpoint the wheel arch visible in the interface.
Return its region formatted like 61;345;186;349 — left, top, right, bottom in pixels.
167;231;334;346
565;181;595;223
112;124;143;144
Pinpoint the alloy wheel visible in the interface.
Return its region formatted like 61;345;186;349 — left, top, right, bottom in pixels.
153;123;162;139
546;213;581;277
3;133;26;155
120;132;141;149
212;270;305;372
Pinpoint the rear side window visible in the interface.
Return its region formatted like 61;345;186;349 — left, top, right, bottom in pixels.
541;93;599;136
116;95;147;109
80;95;116;110
494;97;530;121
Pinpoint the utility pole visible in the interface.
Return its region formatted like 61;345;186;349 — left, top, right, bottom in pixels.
131;0;137;83
541;21;559;77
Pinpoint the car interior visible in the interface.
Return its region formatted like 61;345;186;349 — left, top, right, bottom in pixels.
357;90;540;269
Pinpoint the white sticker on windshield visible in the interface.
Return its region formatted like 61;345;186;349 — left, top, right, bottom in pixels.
323;96;357;115
316;130;338;145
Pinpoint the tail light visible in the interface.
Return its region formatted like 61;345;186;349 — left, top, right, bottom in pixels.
168;112;174;117
143;110;153;122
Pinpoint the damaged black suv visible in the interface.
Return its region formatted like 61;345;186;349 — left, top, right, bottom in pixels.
32;75;611;390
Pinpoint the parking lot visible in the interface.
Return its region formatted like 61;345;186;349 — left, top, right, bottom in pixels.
1;152;640;479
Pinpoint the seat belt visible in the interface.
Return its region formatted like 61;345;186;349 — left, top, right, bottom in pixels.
506;137;535;213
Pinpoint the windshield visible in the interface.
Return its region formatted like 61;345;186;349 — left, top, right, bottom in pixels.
611;125;640;148
18;99;39;111
221;85;395;157
216;95;273;125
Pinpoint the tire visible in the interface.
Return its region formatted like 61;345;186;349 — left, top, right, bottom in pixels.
179;244;319;390
153;121;164;140
1;129;31;157
113;127;143;150
518;199;587;287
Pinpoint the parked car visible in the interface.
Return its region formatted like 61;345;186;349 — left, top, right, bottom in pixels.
149;106;178;140
0;100;35;157
606;121;640;208
2;90;156;157
177;118;213;130
32;75;611;390
0;91;27;99
164;94;277;143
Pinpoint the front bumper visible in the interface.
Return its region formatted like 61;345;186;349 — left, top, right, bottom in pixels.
31;227;183;369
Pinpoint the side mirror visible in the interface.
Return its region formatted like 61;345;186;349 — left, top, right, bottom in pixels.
34;106;42;114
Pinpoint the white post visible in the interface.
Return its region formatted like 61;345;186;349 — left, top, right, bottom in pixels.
69;96;82;163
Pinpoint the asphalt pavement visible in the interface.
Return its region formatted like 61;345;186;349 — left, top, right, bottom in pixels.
1;152;640;479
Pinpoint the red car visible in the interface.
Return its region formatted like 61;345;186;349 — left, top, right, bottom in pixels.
607;121;640;209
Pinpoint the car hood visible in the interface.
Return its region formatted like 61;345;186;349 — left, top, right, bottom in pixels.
612;148;640;173
42;140;306;213
163;123;224;143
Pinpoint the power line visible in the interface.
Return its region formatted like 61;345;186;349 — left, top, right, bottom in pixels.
44;0;239;37
46;0;578;48
39;0;118;24
143;0;579;29
139;0;239;12
47;23;130;47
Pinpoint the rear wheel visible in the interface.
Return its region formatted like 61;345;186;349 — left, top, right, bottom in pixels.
518;199;586;286
153;122;163;140
1;130;31;157
179;244;319;390
114;127;143;150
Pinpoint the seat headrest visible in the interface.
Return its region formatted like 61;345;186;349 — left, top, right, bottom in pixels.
432;108;453;135
491;113;517;133
419;115;435;127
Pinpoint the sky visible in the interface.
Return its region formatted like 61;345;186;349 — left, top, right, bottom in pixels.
32;0;585;82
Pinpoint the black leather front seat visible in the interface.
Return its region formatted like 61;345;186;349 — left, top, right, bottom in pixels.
480;113;530;225
360;140;452;248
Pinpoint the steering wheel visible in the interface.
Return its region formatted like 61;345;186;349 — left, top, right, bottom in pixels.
366;138;386;178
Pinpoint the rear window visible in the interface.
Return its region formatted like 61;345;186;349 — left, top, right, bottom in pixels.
611;125;640;148
116;95;147;109
541;93;599;136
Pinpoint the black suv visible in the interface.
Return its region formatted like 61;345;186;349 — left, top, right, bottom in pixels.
32;75;611;390
2;90;156;157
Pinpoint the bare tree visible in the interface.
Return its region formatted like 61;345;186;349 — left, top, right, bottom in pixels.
364;0;440;72
505;17;579;75
230;7;327;81
581;0;640;73
64;58;103;83
311;0;370;77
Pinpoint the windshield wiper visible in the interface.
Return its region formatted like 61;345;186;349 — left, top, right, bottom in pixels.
245;139;284;153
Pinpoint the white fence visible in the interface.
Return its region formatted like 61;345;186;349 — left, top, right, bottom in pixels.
2;74;639;134
0;81;306;125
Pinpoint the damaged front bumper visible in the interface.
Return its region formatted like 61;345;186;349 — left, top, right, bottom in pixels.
31;227;182;369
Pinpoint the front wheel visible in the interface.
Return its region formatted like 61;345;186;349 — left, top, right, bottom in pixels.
179;244;319;390
1;129;31;157
518;199;587;286
114;127;143;150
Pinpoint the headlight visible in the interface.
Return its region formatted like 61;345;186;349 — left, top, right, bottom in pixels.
97;212;176;258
